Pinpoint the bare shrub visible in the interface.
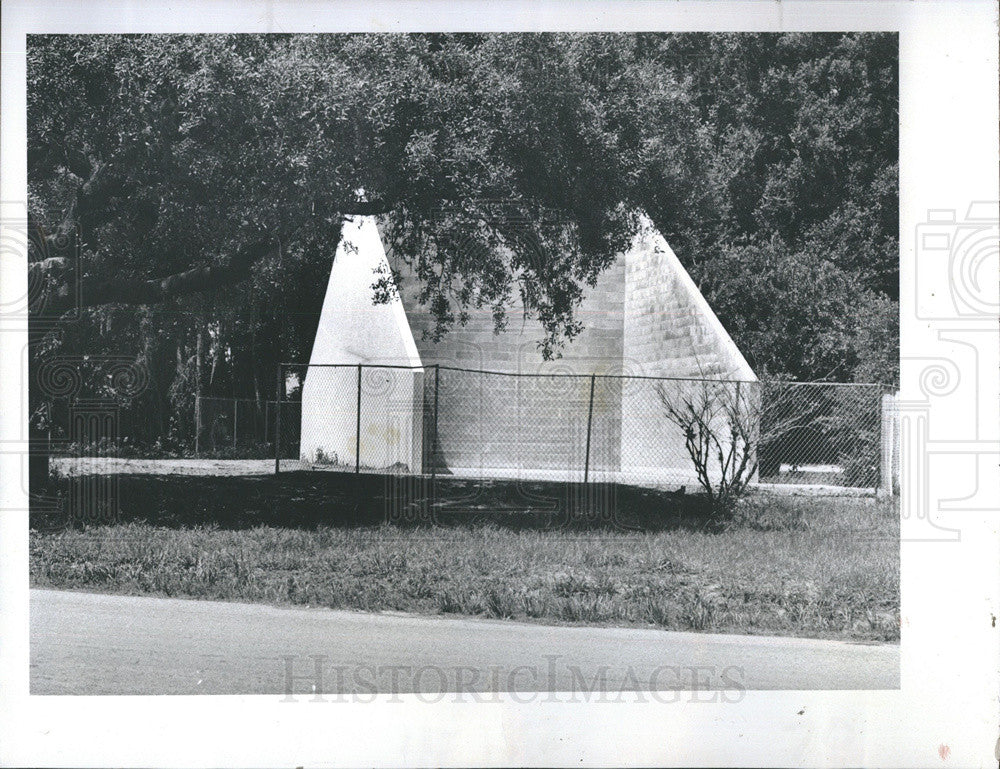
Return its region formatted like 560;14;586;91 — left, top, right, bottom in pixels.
656;381;799;516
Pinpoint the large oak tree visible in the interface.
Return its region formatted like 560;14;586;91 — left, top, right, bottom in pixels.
27;32;898;456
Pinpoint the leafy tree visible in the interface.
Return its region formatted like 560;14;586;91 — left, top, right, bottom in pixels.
26;32;898;470
29;34;709;348
645;32;898;383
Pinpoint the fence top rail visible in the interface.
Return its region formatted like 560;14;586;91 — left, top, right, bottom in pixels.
438;366;759;385
285;361;756;384
280;362;893;390
771;380;890;390
199;396;288;402
282;362;426;371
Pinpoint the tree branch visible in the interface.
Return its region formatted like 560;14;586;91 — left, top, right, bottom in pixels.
30;238;276;317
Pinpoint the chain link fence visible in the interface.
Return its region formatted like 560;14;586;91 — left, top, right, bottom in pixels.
195;397;299;457
38;394;296;460
35;360;893;493
279;363;896;493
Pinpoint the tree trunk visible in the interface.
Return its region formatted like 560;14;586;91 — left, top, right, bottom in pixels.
29;431;50;492
195;321;204;453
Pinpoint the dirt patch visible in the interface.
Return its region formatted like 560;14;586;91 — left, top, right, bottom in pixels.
51;457;300;477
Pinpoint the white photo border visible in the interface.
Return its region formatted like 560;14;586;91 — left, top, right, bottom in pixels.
1;1;997;766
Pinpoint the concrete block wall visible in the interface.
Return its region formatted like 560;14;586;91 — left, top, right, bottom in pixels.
301;215;757;486
621;219;757;484
396;252;627;478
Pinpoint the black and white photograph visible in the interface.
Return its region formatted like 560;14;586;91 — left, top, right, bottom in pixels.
1;1;997;767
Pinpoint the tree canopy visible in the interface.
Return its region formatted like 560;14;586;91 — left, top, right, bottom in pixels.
648;33;898;383
27;32;898;446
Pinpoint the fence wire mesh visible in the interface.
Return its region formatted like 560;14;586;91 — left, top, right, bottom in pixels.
277;363;893;492
38;395;296;460
196;397;296;455
34;358;890;493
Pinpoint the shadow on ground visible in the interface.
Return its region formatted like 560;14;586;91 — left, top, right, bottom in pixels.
31;471;714;532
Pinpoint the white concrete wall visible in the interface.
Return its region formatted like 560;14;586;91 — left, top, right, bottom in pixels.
395;242;627;478
299;216;424;471
301;213;757;487
621;216;758;485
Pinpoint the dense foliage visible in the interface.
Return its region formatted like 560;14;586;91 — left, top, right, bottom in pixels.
651;33;898;384
27;33;897;446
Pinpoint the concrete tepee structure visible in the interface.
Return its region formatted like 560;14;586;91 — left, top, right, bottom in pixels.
300;214;756;486
298;216;424;472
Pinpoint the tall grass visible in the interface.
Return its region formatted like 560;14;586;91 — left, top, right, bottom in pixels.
30;494;899;641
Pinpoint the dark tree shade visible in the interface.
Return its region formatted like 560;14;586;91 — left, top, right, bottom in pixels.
27;31;898;439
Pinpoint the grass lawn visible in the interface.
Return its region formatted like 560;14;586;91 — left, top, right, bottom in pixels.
30;471;898;642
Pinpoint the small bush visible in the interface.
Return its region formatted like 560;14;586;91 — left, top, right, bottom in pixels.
841;444;880;488
313;448;337;466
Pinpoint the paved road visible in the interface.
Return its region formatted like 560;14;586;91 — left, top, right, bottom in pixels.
30;589;898;696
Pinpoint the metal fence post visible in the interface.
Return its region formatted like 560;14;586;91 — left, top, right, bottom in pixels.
274;366;282;474
878;390;895;497
194;393;201;456
431;365;440;480
891;389;901;493
426;364;440;517
584;374;596;484
355;363;362;474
